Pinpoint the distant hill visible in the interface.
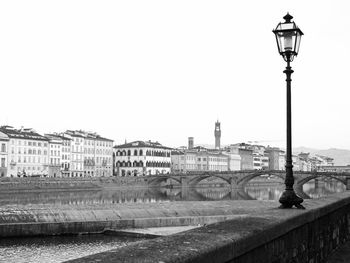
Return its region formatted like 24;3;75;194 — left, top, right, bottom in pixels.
293;147;350;166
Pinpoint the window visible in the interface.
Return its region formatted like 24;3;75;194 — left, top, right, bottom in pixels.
1;143;6;152
1;158;5;168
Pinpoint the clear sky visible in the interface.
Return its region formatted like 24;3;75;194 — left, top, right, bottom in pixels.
1;1;349;149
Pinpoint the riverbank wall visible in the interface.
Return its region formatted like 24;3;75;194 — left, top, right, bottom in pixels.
0;176;148;192
67;191;350;263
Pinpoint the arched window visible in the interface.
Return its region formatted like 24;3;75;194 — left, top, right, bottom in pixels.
134;149;138;156
122;150;126;156
139;161;143;167
139;150;143;156
127;150;131;156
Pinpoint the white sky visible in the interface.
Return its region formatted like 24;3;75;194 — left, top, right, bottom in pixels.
1;1;349;149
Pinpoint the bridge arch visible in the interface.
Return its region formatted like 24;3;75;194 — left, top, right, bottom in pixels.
295;173;346;189
236;171;285;188
188;173;231;187
147;176;182;186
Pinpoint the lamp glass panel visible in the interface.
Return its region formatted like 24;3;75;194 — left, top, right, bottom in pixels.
283;32;294;52
295;32;302;54
276;33;283;53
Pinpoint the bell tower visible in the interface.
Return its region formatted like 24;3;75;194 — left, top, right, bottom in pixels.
214;120;221;149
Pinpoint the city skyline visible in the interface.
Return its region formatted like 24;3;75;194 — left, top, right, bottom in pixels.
1;1;350;150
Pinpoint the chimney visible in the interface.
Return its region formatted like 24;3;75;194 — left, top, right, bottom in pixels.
188;137;194;150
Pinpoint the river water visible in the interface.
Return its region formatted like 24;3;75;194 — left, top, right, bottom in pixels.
0;177;346;262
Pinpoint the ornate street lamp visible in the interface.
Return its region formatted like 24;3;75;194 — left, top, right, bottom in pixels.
273;13;305;209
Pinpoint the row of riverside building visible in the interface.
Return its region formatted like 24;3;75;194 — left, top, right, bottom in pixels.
0;123;338;178
0;126;114;177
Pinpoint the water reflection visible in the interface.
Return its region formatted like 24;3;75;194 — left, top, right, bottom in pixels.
0;178;346;206
302;178;346;199
0;235;146;263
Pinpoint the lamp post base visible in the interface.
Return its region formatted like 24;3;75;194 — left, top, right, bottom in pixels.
279;189;305;209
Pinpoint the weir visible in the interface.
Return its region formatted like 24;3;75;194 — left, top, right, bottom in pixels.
66;192;350;263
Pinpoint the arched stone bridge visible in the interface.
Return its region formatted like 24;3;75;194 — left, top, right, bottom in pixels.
146;170;350;190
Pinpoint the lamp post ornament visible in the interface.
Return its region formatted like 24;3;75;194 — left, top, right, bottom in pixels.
273;13;305;209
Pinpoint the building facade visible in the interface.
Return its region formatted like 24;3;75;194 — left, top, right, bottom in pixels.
0;131;9;177
45;133;72;177
238;148;253;170
64;131;85;177
47;134;62;177
114;141;172;176
223;145;241;171
63;130;113;177
0;126;49;177
171;146;229;173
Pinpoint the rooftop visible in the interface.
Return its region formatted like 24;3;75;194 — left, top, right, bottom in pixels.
0;126;48;141
114;140;172;150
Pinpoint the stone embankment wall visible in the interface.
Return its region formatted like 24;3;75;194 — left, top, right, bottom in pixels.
68;192;350;263
0;176;148;191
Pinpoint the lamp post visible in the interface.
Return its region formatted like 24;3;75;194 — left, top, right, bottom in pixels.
273;13;305;209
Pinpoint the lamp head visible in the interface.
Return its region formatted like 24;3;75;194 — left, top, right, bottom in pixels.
273;13;303;62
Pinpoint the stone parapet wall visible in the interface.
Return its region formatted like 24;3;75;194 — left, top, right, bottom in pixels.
233;204;349;262
67;192;350;263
